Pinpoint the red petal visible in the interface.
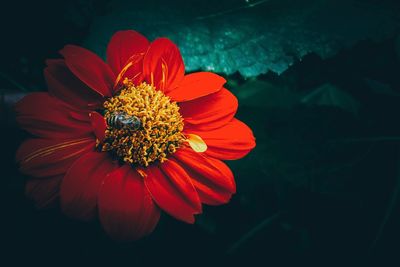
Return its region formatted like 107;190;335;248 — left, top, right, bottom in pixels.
143;38;184;92
16;138;95;177
45;59;104;109
25;176;63;209
89;112;107;142
180;88;238;130
60;45;115;97
173;147;236;205
185;118;256;160
60;151;117;221
107;30;149;88
145;162;202;224
98;165;160;241
167;72;226;102
15;92;93;139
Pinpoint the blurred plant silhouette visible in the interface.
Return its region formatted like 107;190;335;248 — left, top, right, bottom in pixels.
1;0;400;266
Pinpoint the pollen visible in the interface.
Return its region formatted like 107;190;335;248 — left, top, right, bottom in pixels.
98;79;184;167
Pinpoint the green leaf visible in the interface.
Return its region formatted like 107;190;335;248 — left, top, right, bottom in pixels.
84;0;400;77
231;78;300;109
301;83;360;115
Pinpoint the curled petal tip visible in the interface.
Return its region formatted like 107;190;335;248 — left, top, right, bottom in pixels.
186;134;207;153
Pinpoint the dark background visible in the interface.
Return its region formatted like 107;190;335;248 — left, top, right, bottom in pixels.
1;0;400;266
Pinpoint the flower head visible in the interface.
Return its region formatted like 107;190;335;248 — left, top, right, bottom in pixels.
16;30;256;240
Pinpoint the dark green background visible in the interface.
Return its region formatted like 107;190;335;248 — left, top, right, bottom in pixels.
1;1;400;266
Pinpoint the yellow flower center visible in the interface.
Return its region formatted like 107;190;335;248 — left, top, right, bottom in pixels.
98;79;184;167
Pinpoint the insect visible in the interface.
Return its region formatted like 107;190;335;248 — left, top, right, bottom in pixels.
106;111;141;131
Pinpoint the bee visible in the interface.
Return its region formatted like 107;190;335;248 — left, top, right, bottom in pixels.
106;111;141;131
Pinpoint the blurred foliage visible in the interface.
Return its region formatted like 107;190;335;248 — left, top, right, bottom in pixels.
85;0;400;76
1;0;400;266
301;83;360;115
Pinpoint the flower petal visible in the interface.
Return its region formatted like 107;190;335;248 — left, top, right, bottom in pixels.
167;72;226;102
107;30;149;87
173;148;236;205
25;176;63;209
185;118;256;160
44;59;104;109
16;138;95;178
60;45;115;97
143;38;184;92
98;165;160;241
60;151;117;221
145;162;202;224
186;134;207;153
89;112;107;142
15;92;93;139
180;88;237;130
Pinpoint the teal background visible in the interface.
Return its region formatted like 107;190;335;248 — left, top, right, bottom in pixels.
1;1;400;266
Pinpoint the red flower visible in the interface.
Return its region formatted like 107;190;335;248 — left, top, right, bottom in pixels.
15;30;255;240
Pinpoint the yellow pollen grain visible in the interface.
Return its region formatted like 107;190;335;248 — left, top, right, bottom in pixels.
99;79;184;167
